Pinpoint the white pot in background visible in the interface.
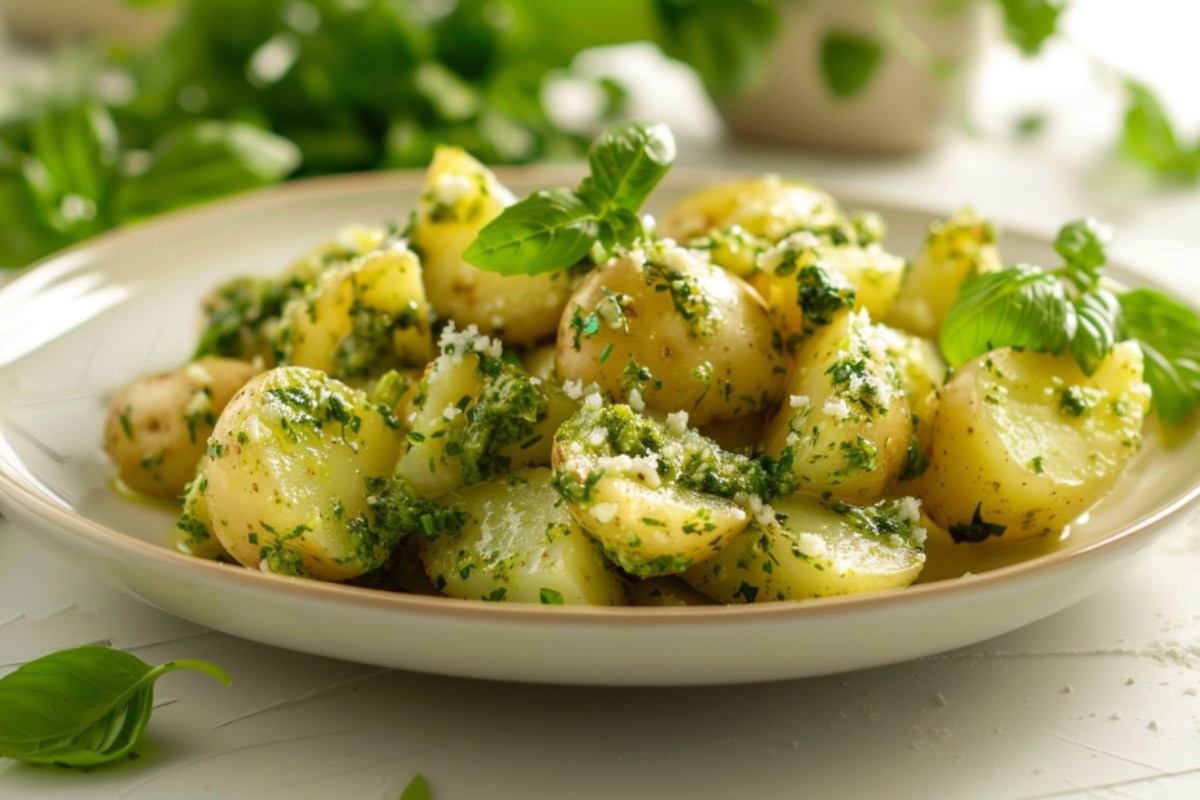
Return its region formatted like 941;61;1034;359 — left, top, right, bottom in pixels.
721;0;988;153
1;0;175;45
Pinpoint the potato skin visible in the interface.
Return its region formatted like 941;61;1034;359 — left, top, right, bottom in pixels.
204;367;403;581
555;244;787;425
411;146;572;345
104;357;256;499
915;343;1151;541
658;175;844;245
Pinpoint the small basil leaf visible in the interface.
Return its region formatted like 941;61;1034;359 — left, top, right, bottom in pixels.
400;772;432;800
819;31;883;99
948;503;1007;544
581;122;676;213
1068;288;1123;376
1120;289;1200;425
940;265;1076;367
1054;218;1109;289
464;188;599;276
0;646;230;767
115;121;300;221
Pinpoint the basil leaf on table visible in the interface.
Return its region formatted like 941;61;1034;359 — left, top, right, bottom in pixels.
939;265;1075;367
0;646;230;767
1119;289;1200;425
400;772;433;800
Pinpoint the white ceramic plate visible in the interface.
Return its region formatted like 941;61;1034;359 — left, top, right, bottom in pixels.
1;168;1199;687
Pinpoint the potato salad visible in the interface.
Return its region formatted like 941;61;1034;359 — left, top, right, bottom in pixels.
103;122;1200;607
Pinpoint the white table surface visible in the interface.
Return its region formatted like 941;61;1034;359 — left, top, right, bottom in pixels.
5;4;1200;797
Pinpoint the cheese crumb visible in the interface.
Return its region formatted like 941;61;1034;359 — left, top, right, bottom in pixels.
896;496;922;524
562;379;584;400
823;397;852;421
788;394;810;408
628;388;645;412
431;173;474;208
665;410;689;436
583;392;603;409
796;532;827;558
589;502;618;524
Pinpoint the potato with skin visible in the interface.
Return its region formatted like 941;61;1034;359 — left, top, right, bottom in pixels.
411;146;573;345
104;357;257;499
278;242;434;381
420;468;628;606
556;242;787;426
392;326;579;499
204;367;403;581
659;174;845;245
551;403;757;577
915;342;1151;541
682;494;927;603
760;310;912;504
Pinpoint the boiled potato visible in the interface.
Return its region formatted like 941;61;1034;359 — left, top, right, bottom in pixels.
760;310;912;503
878;324;946;485
104;357;257;498
752;235;905;329
551;403;758;577
659;174;845;245
916;342;1151;540
884;208;1002;338
196;225;386;364
698;412;767;454
420;468;627;605
176;463;225;560
411;146;572;345
204;367;403;581
392;325;578;499
555;242;787;426
682;494;926;602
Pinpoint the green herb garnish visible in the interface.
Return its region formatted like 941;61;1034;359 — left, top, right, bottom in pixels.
464;122;675;276
0;646;229;767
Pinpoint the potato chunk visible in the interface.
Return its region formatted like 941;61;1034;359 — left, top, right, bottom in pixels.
555;242;787;425
103;357;256;499
204;367;403;581
420;468;627;605
659;175;845;246
915;342;1151;540
682;495;926;602
278;242;434;381
551;403;764;577
760;310;912;503
411;146;572;345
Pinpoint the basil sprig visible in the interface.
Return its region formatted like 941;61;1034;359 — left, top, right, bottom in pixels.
464;122;676;276
940;218;1200;424
0;646;230;767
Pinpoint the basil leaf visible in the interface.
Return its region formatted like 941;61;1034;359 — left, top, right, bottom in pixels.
1069;288;1123;376
940;265;1075;367
581;122;675;214
115;121;300;221
1120;289;1200;425
464;189;599;276
1054;218;1109;289
1120;80;1200;182
820;31;883;99
996;0;1066;56
400;772;432;800
0;646;230;767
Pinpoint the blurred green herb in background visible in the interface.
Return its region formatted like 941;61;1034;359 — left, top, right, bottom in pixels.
0;0;778;268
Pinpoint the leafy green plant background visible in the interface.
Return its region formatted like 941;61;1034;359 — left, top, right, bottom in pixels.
0;0;1190;268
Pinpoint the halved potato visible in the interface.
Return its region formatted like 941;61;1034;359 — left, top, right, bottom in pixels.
420;467;627;605
915;342;1151;540
682;494;926;602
